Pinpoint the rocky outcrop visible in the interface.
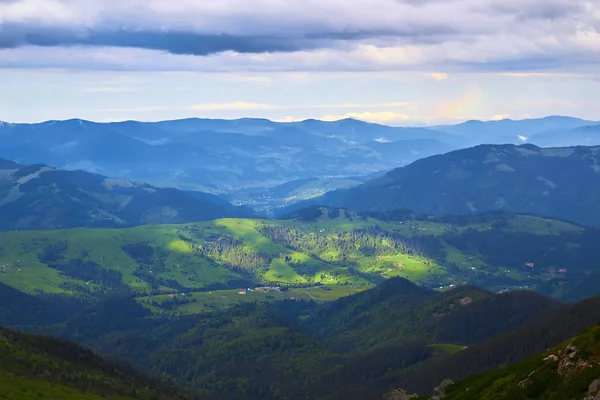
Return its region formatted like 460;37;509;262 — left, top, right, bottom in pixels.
430;379;454;400
381;388;418;400
584;378;600;400
458;296;473;306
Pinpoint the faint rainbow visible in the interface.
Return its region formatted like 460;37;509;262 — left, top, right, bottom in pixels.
435;85;485;119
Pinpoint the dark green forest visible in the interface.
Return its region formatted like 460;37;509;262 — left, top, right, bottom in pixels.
4;276;600;400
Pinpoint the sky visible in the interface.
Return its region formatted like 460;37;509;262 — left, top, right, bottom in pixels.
1;0;600;125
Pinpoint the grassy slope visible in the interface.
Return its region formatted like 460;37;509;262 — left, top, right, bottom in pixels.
0;214;588;308
444;325;600;400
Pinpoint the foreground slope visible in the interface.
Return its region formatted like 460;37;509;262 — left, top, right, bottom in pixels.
0;158;252;230
0;326;195;400
386;293;600;396
441;324;600;400
294;144;600;227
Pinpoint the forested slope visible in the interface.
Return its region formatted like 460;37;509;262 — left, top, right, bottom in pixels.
0;326;197;400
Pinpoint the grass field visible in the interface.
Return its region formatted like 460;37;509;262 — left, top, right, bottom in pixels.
428;343;467;356
137;284;368;314
376;253;443;281
0;225;233;295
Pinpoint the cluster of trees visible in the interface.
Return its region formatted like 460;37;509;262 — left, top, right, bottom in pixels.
122;242;169;273
258;225;446;263
193;235;272;272
37;241;69;264
150;295;198;311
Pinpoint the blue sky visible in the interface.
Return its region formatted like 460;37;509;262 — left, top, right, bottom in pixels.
1;0;599;125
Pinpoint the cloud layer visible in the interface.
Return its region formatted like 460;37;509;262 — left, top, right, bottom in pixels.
1;0;599;72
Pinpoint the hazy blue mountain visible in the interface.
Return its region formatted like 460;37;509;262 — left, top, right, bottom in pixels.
432;116;597;145
0;158;253;230
3;116;600;213
288;118;461;143
529;124;600;147
288;144;600;226
0;118;460;210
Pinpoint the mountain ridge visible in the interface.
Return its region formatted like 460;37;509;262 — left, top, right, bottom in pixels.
288;143;600;227
0;157;253;230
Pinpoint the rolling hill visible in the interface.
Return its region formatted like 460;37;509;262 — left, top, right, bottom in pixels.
302;278;560;353
0;158;253;230
44;278;564;400
29;278;600;400
0;210;598;302
3;272;600;400
293;144;600;227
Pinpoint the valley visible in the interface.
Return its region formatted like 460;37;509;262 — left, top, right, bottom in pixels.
2;117;600;400
4;0;600;393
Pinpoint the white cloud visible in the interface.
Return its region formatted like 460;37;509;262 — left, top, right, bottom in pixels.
80;86;138;93
187;102;276;111
90;106;173;113
186;101;415;111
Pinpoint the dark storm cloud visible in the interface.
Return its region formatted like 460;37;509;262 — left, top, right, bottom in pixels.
0;23;462;56
0;25;319;54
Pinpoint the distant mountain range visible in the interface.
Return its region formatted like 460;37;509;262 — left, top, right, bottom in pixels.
0;158;253;230
432;115;598;146
0;118;461;201
2;116;597;210
290;143;600;227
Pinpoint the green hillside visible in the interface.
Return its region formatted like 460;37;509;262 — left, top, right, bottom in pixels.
1;211;598;304
0;326;195;400
443;324;600;400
